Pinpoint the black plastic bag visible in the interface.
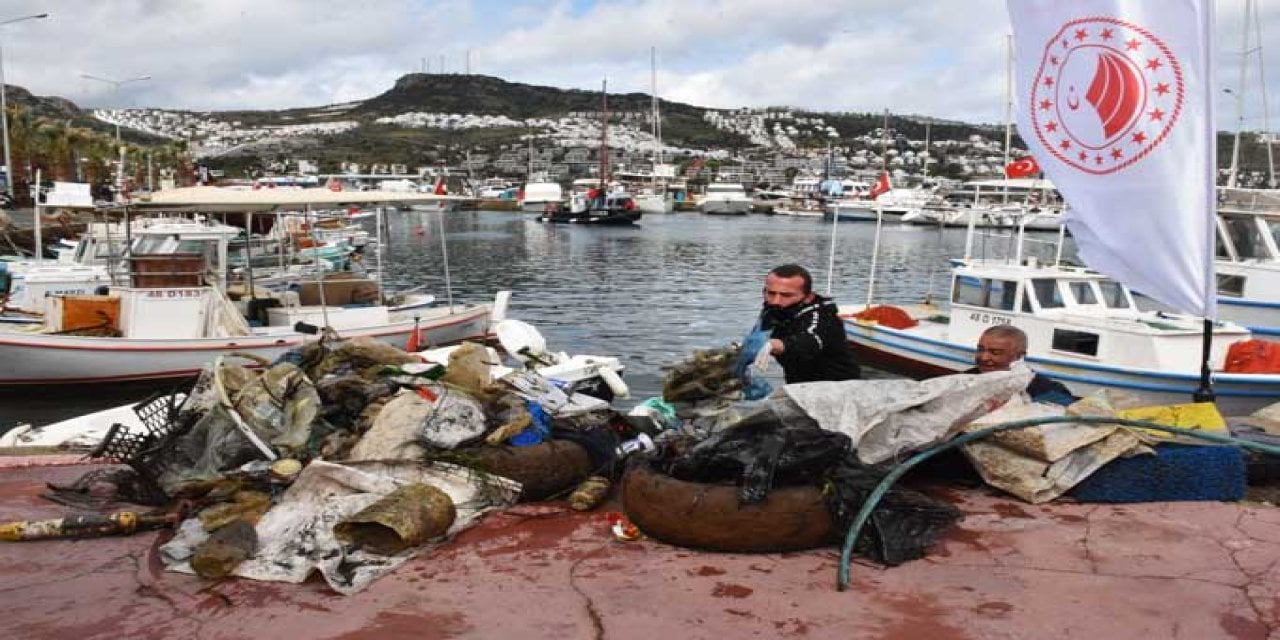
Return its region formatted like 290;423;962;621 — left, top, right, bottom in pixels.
824;459;963;566
662;411;849;503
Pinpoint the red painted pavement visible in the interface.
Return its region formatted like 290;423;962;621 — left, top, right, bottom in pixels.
0;464;1276;639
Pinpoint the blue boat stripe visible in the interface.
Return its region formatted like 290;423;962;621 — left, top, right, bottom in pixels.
846;322;1280;398
1220;298;1280;310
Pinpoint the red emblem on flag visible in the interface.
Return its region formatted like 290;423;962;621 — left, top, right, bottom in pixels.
869;172;891;199
1029;17;1184;175
1005;156;1041;178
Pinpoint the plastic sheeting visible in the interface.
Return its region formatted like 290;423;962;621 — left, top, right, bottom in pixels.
960;395;1147;504
161;460;519;594
780;364;1035;464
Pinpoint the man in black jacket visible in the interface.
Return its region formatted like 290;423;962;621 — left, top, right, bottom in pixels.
757;264;862;384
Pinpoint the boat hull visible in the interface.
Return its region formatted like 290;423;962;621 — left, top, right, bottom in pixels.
844;318;1280;416
0;304;491;385
699;199;752;215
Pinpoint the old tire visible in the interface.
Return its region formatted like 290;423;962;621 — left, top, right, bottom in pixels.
470;440;593;502
620;461;834;553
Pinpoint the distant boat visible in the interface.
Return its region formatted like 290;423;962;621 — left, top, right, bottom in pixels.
519;181;564;213
539;79;641;227
700;182;753;215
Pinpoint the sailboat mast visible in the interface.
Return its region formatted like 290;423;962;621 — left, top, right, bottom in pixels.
922;121;932;180
600;79;610;186
651;47;660;188
1228;0;1251;189
1257;0;1277;188
1002;33;1014;203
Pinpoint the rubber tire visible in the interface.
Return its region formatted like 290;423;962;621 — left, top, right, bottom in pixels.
470;440;593;502
620;461;834;553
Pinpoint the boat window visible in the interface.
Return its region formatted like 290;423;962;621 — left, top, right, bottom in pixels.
1098;281;1130;308
1052;328;1099;356
1030;279;1065;308
1022;289;1034;312
1269;220;1280;255
1217;274;1246;297
1222;215;1264;259
990;279;1018;311
1068;281;1097;305
1216;230;1232;259
952;278;986;306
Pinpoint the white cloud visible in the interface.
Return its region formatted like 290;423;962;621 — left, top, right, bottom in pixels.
0;0;1273;130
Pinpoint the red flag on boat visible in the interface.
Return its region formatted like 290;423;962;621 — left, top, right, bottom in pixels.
327;177;342;192
868;172;891;200
1004;156;1041;178
434;176;447;195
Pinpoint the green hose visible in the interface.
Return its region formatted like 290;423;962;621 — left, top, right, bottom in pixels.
837;415;1280;591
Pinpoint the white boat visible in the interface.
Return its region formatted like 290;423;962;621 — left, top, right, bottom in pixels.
0;293;493;385
903;204;1065;231
1136;195;1280;337
0;188;500;386
826;187;936;222
699;182;753;215
519;181;564;213
844;258;1280;415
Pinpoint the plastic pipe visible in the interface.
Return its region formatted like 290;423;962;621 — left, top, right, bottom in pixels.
837;415;1280;591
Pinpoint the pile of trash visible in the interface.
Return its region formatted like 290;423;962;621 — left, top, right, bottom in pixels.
8;327;1275;591
24;323;651;594
621;345;1273;566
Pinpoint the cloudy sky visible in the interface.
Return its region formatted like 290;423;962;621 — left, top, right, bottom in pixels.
0;0;1275;130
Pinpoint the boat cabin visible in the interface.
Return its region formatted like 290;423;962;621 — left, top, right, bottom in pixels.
947;261;1245;371
1215;208;1280;301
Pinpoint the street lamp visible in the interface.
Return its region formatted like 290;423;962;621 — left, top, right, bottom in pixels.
80;72;151;142
0;12;49;202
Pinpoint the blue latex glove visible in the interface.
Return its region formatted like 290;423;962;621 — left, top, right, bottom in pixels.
735;326;775;401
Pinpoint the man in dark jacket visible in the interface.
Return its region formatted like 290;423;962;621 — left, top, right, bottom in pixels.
757;264;862;384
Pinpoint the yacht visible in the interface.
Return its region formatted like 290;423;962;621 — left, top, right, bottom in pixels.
699;182;753;215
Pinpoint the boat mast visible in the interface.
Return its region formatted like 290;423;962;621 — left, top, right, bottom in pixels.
651;47;660;191
600;79;610;189
921;121;931;180
1227;0;1251;189
1002;33;1014;203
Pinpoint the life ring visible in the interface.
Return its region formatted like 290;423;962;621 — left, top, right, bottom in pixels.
623;198;635;211
620;461;834;552
468;440;593;501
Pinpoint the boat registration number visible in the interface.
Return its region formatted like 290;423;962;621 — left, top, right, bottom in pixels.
969;312;1012;326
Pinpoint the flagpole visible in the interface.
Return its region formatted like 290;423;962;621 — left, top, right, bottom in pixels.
1193;0;1219;403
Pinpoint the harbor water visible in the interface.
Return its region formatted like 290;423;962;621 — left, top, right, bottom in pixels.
0;210;1043;429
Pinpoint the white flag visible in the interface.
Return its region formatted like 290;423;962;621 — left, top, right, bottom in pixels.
1006;0;1217;318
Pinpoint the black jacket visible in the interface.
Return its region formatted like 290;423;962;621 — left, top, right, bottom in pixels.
758;295;862;384
964;366;1076;405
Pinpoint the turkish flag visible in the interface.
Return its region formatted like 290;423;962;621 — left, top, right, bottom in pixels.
434;177;447;195
1005;156;1041;178
869;172;891;200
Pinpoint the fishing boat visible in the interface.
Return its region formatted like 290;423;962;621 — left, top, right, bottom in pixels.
843;256;1280;415
1136;193;1280;336
0;187;501;385
539;80;641;226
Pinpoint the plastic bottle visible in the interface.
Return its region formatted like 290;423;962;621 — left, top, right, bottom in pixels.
614;433;655;458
